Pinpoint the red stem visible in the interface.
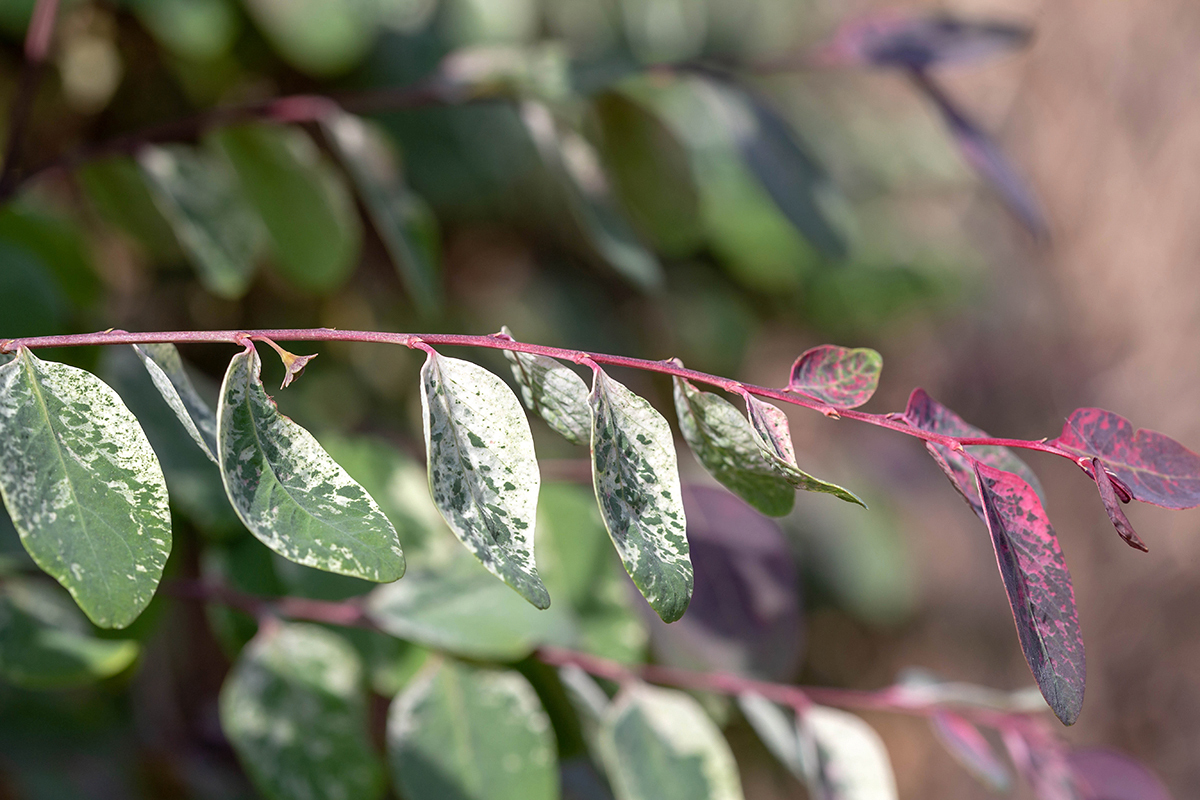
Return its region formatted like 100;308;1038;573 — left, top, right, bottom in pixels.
0;327;1076;460
0;0;61;195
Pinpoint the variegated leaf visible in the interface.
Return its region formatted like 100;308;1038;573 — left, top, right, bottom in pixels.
501;326;590;445
217;345;404;582
0;348;172;628
673;376;794;517
588;368;692;623
744;394;865;507
220;622;384;800
419;349;548;608
132;342;219;462
600;683;744;800
803;705;899;800
931;711;1011;792
787;344;882;409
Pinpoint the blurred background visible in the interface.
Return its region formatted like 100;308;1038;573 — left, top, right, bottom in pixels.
0;0;1195;797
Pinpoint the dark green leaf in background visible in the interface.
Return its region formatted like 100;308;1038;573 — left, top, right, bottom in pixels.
0;349;172;628
220;622;384;800
217;346;405;582
588;368;692;623
138;143;265;299
212;123;361;293
673;375;794;516
129;0;241;62
133;343;219;462
387;660;558;800
243;0;380;76
502;326;591;445
0;204;101;307
78;158;181;260
419;349;548;608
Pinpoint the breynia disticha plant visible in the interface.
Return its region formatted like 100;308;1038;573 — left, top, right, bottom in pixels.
2;325;1199;730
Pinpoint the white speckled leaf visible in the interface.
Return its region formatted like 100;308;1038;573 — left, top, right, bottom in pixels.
737;694;816;782
0;348;172;629
803;705;898;800
133;342;219;462
600;683;744;800
589;369;691;623
673;376;794;517
217;346;404;582
220;622;384;800
501;327;590;445
387;660;557;800
744;395;865;507
419;350;548;608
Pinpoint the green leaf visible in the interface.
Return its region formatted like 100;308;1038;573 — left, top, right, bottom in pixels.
321;111;441;315
0;579;140;689
673;375;794;516
219;622;385;800
387;660;558;800
138;144;265;299
0;349;172;629
419;349;548;608
243;0;379;76
802;705;898;800
0;204;101;307
212;123;361;293
501;326;591;445
367;555;573;661
78;157;181;260
217;345;404;581
599;683;744;800
130;0;240;61
589;368;692;622
744;394;865;507
737;694;815;782
132;343;219;462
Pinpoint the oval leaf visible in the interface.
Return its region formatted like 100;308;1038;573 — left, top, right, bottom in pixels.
0;579;140;688
367;556;572;661
387;660;558;800
219;622;384;800
930;711;1011;792
501;327;591;446
419;349;548;608
673;376;794;517
744;394;865;507
802;705;899;800
217;345;404;582
588;368;692;623
1051;407;1200;509
1066;747;1172;800
787;345;882;409
0;348;172;628
974;461;1085;725
133;342;219;462
904;388;1045;518
600;683;744;800
137;143;265;299
212;123;361;294
1091;457;1147;552
243;0;378;76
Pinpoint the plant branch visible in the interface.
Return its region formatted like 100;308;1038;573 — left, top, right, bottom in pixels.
0;0;61;196
0;326;1080;462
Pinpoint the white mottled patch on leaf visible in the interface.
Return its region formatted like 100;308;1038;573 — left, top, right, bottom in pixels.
743;395;866;508
589;369;691;622
220;622;383;800
217;347;404;582
802;705;898;800
0;349;172;629
133;342;219;461
600;683;744;800
387;660;557;800
419;350;548;608
501;327;591;445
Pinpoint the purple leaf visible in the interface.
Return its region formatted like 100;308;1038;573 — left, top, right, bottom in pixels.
930;711;1011;791
787;345;882;409
814;12;1033;69
903;388;1044;519
1002;728;1082;800
909;70;1049;238
974;462;1085;726
1067;748;1173;800
1090;457;1148;552
1051;408;1200;510
642;486;802;681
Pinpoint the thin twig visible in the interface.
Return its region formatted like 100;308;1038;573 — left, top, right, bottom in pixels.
0;0;61;195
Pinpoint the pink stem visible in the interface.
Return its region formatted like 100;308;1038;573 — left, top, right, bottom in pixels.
0;327;1076;459
0;0;61;195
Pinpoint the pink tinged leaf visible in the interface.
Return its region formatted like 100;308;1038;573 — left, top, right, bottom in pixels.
1066;748;1173;800
1051;408;1200;510
973;462;1085;726
930;711;1011;792
902;388;1044;520
1091;458;1148;552
787;345;883;409
812;12;1033;69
